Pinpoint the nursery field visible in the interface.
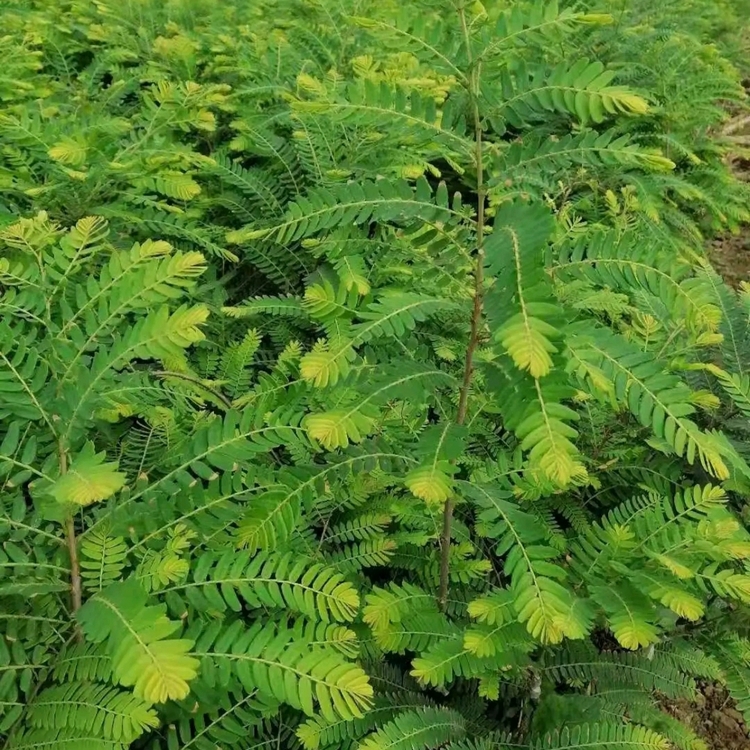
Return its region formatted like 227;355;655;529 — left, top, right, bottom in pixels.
2;1;750;749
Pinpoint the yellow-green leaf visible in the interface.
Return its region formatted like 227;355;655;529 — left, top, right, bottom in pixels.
404;462;454;504
304;410;376;450
49;443;126;506
48;138;87;166
496;315;557;379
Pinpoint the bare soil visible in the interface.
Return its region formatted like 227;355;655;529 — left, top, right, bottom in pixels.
660;683;749;750
710;228;750;289
709;128;750;287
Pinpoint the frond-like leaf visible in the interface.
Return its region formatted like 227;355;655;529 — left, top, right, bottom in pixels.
164;550;360;622
26;682;158;743
191;620;372;722
468;483;591;644
77;579;199;704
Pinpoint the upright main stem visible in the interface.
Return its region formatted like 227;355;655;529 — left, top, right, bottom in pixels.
438;4;486;610
65;517;82;614
60;442;82;616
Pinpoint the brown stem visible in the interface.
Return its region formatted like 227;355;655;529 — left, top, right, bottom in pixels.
59;443;83;623
65;516;82;615
438;4;486;611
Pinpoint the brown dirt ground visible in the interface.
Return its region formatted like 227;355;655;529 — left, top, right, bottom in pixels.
710;228;750;289
709;153;750;288
660;683;749;750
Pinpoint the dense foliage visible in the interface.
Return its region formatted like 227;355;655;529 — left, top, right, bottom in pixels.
2;1;750;749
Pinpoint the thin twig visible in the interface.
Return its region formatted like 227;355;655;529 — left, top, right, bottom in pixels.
438;3;486;611
154;370;233;409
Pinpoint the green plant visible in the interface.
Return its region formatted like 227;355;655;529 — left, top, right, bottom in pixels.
2;1;750;750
